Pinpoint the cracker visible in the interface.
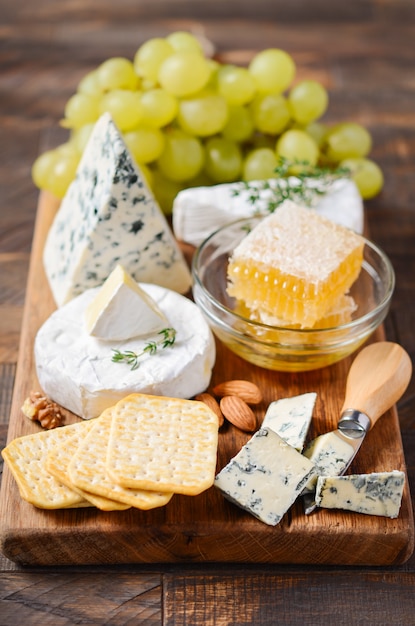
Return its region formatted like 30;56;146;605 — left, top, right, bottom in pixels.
1;425;91;509
46;421;130;512
106;393;219;495
67;408;174;509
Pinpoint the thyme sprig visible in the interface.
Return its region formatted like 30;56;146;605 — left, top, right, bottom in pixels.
111;327;177;371
231;157;351;213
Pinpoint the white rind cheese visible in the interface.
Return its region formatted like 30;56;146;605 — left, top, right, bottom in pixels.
43;113;191;307
85;264;168;340
172;177;364;247
261;392;316;451
315;471;405;518
215;428;316;526
35;283;216;420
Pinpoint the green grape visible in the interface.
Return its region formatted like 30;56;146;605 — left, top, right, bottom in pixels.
288;80;328;124
177;90;228;137
124;127;165;163
222;105;254;142
340;157;384;199
249;93;290;135
55;141;80;157
32;149;60;190
97;57;139;91
166;31;203;55
133;38;173;82
243;148;278;181
70;123;95;152
138;162;154;189
157;128;204;182
217;65;256;105
63;93;101;129
248;48;296;94
158;51;211;97
150;167;185;214
204;137;242;183
48;150;80;198
303;121;328;148
77;70;102;96
140;88;178;128
276;129;319;166
325;122;372;161
99;89;143;131
204;59;220;90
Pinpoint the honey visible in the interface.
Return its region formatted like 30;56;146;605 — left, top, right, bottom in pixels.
227;203;364;328
237;294;357;330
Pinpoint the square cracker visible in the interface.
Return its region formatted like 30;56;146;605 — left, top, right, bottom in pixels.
46;420;130;512
106;393;219;495
1;424;92;509
67;408;174;510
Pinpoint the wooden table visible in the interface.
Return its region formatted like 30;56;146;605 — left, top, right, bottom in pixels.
1;1;415;623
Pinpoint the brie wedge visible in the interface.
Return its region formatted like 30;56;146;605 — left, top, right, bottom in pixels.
172;177;364;247
85;264;168;340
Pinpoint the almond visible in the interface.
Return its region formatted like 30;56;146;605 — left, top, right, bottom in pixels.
195;393;224;428
212;380;263;405
219;395;257;432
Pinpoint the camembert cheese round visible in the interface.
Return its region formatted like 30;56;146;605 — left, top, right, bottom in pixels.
35;284;216;420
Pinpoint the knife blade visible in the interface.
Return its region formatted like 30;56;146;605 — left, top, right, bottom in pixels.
301;341;412;515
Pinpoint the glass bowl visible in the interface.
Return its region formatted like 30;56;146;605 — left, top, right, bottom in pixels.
192;216;395;372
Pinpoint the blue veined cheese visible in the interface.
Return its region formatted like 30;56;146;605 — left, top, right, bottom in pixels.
35;283;216;420
302;430;355;491
215;428;316;526
43;113;191;307
315;471;405;518
172;177;363;247
262;392;316;451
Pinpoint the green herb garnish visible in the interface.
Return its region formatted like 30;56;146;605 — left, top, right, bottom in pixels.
231;157;350;213
111;327;177;370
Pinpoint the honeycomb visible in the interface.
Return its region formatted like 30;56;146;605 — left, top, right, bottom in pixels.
237;294;357;330
227;204;364;328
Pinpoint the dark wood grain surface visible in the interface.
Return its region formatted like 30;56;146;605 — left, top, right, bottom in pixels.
1;1;415;623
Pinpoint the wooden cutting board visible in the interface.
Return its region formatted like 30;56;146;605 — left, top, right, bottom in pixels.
0;191;413;567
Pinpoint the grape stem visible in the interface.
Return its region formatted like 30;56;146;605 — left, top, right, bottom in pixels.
231;157;351;213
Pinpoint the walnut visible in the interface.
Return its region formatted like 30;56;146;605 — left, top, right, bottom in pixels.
21;391;64;429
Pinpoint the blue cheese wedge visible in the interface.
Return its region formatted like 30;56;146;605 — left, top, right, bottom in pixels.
315;471;405;518
85;264;168;340
262;392;316;451
44;112;191;307
215;428;316;526
302;430;356;491
172;177;363;247
35;283;215;420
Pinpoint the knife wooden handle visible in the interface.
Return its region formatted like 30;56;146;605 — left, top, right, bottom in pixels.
340;341;412;428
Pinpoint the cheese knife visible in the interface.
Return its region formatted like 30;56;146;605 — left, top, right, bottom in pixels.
302;341;412;515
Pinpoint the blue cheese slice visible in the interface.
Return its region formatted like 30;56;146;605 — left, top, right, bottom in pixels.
215;428;316;526
44;112;191;307
85;264;168;340
262;392;316;451
315;471;405;518
172;177;363;247
35;283;215;420
302;430;356;491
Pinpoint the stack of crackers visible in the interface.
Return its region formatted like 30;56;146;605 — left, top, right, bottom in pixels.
2;393;219;511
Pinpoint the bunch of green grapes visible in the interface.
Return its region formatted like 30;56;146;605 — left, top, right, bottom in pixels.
32;31;384;212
